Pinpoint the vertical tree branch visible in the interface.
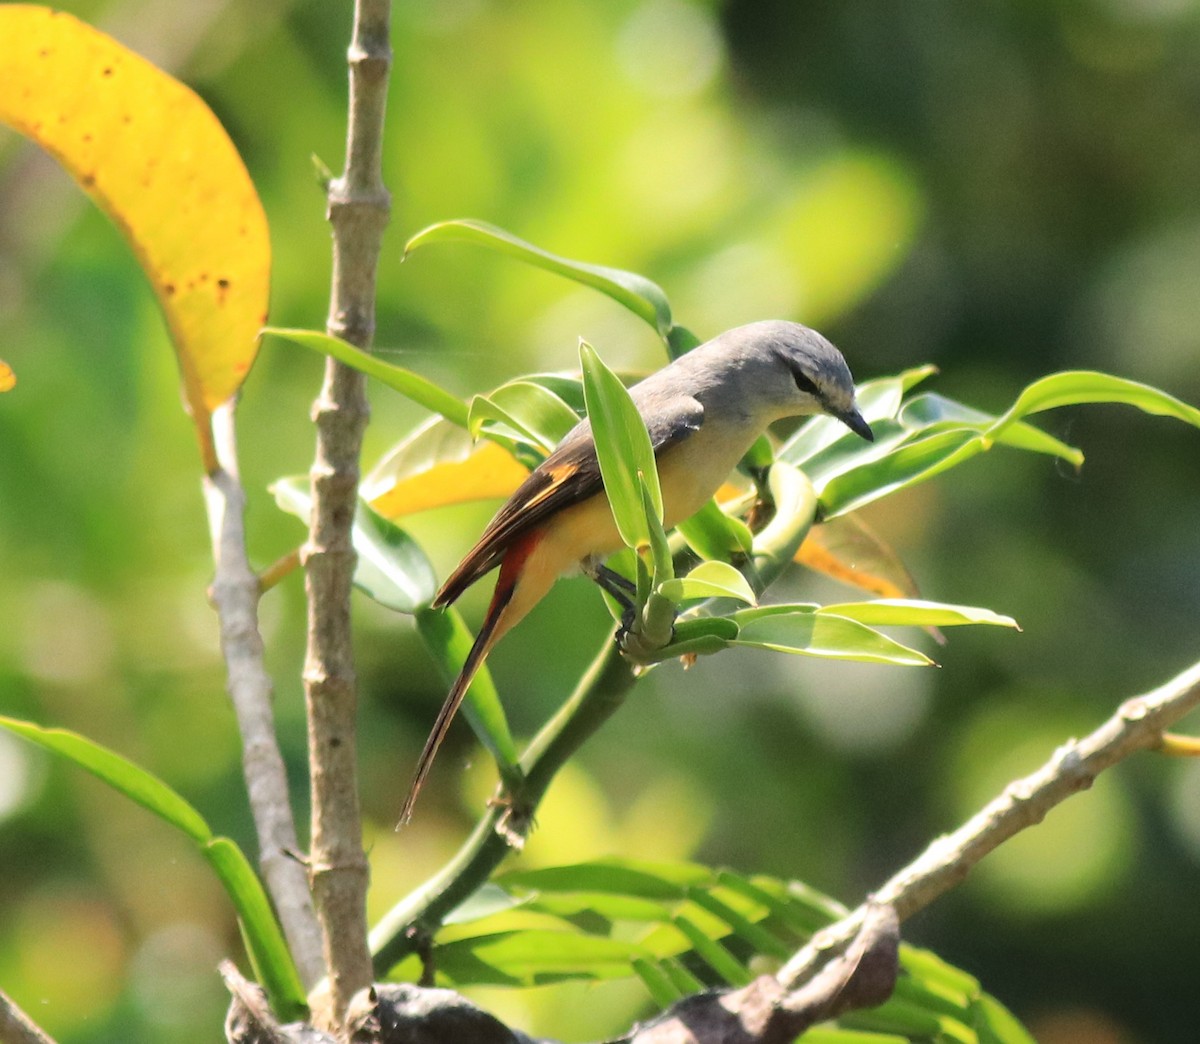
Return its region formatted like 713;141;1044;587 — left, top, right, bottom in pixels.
204;402;325;990
303;0;392;1025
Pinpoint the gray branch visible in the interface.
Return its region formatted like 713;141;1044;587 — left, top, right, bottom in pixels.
303;0;393;1026
780;657;1200;986
0;987;56;1044
204;402;325;990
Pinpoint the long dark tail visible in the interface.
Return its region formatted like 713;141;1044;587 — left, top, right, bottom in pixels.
398;572;516;826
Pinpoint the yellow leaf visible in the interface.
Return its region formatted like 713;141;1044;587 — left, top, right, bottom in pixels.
367;440;528;520
0;6;269;462
0;360;15;392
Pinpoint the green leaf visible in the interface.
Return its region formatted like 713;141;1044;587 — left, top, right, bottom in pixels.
672;916;751;985
271;478;438;614
900;392;1082;464
640;472;675;587
434;930;650;985
732;608;934;666
659;561;756;606
818;599;1019;630
579;340;662;549
632;957;684;1007
0;716;211;840
974;993;1038;1044
987;369;1200;438
676;498;755;561
0;717;306;1019
414;607;519;770
204;838;308;1021
472;379;582;451
404;219;676;339
263;327;469;428
818;429;984;519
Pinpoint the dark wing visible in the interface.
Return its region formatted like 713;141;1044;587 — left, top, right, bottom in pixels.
433;390;704;607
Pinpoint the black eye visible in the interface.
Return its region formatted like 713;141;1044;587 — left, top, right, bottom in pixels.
792;369;820;397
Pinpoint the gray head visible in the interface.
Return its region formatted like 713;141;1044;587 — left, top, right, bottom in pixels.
697;320;874;441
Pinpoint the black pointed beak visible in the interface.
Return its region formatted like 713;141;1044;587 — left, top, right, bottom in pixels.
837;405;874;442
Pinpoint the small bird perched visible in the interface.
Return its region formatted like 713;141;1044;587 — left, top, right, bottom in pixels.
401;320;874;822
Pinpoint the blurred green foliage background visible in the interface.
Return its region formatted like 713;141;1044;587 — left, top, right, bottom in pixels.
2;1;1200;1041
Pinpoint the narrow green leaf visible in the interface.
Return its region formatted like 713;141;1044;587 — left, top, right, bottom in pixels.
0;717;306;1018
632;957;684;1007
818;429;985;519
660;957;706;996
640;472;674;587
987;370;1200;438
685;889;790;960
818;599;1019;631
0;716;211;841
800;1031;910;1044
733;610;934;666
404;219;675;339
498;859;704;899
580;340;662;548
271;478;439;614
900;393;1082;465
974;993;1038;1044
204;838;307;1020
659;561;756;606
415;607;519;770
672;916;751;986
435;929;650;983
263;327;469;428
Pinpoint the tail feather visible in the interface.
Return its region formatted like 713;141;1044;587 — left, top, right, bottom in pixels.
399;592;508;826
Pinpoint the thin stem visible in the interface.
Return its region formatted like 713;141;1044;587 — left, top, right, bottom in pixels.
780;658;1200;987
204;402;324;989
303;0;393;1025
370;639;635;973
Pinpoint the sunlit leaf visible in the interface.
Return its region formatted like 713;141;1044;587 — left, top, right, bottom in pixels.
900;393;1081;464
0;6;269;448
0;716;306;1018
263;327;469;427
471;379;581;451
204;838;308;1021
271;477;438;613
818;599;1019;630
580;340;662;549
363;419;529;521
987;370;1200;437
404;218;676;340
818;429;984;519
0;715;211;841
434;930;651;985
732;607;933;666
659;561;756;606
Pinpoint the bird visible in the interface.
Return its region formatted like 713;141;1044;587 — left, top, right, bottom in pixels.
400;320;875;823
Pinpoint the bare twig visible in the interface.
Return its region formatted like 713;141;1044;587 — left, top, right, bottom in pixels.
205;402;325;989
0;986;56;1044
780;658;1200;986
303;0;393;1025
